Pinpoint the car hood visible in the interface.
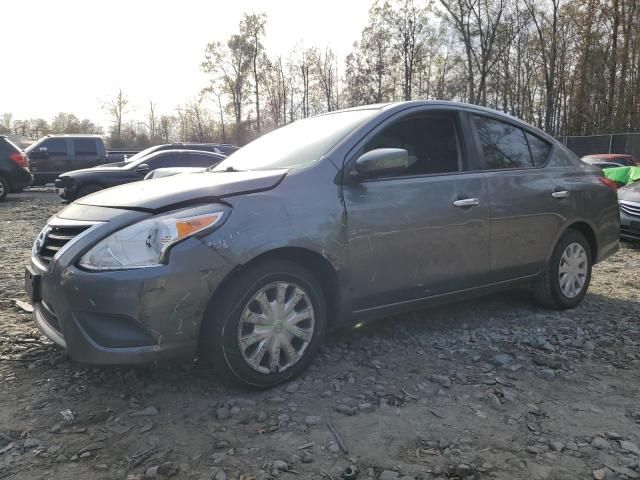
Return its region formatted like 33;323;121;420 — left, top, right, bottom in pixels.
618;182;640;203
62;167;125;176
76;169;287;211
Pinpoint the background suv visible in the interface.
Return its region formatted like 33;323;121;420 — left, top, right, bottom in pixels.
0;135;32;201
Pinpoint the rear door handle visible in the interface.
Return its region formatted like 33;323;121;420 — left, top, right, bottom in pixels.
552;190;570;199
453;198;480;207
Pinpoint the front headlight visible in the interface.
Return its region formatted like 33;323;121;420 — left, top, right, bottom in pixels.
78;205;229;271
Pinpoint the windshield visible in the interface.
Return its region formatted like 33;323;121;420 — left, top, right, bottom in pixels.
124;145;161;163
213;109;378;172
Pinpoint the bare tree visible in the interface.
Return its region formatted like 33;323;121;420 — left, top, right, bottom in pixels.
105;89;129;137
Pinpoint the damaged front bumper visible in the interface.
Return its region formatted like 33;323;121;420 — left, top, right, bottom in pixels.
28;206;233;365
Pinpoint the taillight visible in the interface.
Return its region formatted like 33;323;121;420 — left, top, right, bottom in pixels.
9;152;29;169
598;176;619;191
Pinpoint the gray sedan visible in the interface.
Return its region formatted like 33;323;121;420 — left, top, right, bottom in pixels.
26;101;619;388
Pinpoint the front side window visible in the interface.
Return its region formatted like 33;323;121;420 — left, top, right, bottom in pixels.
43;138;67;155
185;153;219;168
473;115;532;170
362;114;461;177
74;138;97;155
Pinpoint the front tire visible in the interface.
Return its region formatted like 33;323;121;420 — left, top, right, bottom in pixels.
200;258;327;388
532;229;592;310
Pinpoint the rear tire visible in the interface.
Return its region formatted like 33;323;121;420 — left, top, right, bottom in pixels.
532;229;592;310
200;258;327;388
0;177;9;201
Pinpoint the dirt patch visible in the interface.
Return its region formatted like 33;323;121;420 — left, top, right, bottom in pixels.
1;191;639;480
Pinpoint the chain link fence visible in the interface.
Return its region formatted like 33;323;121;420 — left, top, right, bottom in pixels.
558;133;640;158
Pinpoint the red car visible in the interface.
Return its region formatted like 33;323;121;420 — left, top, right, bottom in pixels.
582;153;639;167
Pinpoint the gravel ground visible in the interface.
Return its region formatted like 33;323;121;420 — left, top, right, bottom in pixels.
1;191;640;480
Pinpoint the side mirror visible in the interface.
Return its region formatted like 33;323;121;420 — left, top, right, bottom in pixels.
354;148;409;177
136;164;150;175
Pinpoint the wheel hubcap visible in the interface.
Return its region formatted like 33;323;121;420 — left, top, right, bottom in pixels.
238;281;315;374
558;242;588;299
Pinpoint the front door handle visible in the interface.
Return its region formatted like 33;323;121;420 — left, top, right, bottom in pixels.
453;198;480;207
552;190;570;199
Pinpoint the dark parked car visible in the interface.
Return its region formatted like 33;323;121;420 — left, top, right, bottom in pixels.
26;101;619;388
105;143;238;168
0;135;32;200
55;150;226;201
26;135;107;185
581;154;639;167
618;181;640;241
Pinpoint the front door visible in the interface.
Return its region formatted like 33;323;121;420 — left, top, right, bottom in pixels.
342;110;491;311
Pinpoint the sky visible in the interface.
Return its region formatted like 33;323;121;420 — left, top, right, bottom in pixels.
1;0;372;128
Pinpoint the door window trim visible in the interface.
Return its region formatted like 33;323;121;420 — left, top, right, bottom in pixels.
465;111;554;172
341;106;471;183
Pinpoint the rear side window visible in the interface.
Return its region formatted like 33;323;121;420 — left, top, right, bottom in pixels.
525;133;551;167
185;153;219;167
43;138;67;155
473;115;532;169
363;114;461;176
145;153;178;169
74;138;97;155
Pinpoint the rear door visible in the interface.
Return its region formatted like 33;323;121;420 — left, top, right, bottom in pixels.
72;138;100;170
467;112;563;280
342;108;491;311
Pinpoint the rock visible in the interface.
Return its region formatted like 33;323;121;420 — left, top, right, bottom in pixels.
537;368;556;380
492;353;514;366
328;442;340;453
216;407;231;420
379;471;399;480
592;469;605;480
78;441;105;454
591;437;609;450
620;440;640;456
359;402;374;412
139;423;153;434
336;405;356;416
214;470;228;480
272;460;288;471
285;383;299;394
79;451;91;458
145;466;159;478
304;415;322;425
23;438;41;448
549;441;564;452
230;406;241;416
130;406;158;417
455;464;474;478
301;452;314;463
430;374;451;387
257;411;267;422
157;461;179;477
